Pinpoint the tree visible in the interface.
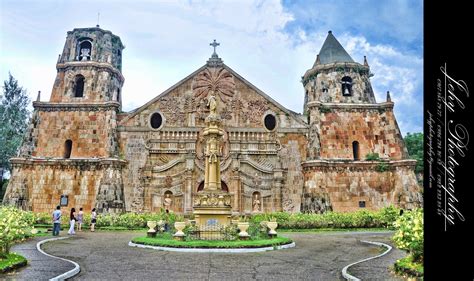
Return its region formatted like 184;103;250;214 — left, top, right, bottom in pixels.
404;132;423;174
0;73;30;181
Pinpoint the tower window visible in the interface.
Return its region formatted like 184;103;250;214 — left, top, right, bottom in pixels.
64;140;72;158
78;40;92;61
150;112;163;129
264;114;277;131
74;75;85;97
352;141;360;160
342;76;353;96
116;88;121;101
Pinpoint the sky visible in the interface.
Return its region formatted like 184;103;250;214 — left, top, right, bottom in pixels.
0;0;423;135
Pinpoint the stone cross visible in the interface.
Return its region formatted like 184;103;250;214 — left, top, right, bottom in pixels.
210;39;220;54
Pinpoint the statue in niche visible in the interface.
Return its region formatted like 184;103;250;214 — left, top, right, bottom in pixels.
252;193;261;212
163;192;173;211
207;93;217;117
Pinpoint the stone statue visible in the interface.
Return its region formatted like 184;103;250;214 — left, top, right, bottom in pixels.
207;94;217;117
163;193;172;211
253;193;261;212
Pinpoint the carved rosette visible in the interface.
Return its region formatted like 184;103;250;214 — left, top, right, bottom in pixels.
192;67;235;103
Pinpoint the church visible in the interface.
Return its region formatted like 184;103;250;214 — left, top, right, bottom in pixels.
3;27;422;215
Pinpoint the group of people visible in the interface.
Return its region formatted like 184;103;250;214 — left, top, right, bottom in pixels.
51;205;98;236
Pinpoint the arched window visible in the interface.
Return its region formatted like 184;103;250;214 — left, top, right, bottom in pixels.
352;141;360;160
64;140;72;158
78;40;92;61
341;76;353;96
116;88;121;101
74;75;85;97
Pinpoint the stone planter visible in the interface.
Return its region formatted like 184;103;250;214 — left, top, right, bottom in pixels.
173;222;186;240
267;221;278;237
147;221;157;237
237;222;250;239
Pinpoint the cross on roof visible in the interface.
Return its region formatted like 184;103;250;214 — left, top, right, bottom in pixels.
210;39;220;54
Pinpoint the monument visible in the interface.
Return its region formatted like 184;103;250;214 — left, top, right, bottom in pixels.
192;93;232;227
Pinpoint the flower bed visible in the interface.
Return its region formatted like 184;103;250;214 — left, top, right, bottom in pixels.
131;236;292;249
392;208;423;278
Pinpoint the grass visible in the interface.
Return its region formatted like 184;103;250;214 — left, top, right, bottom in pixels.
132;236;293;249
394;255;423;278
0;253;27;273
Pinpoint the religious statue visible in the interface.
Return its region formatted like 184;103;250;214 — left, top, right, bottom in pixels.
163;193;173;211
252;193;261;212
207;94;217;117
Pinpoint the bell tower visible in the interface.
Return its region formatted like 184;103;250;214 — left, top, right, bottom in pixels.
50;27;125;105
4;27;126;214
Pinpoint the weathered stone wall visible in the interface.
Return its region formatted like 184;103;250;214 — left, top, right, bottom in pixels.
315;105;408;160
302;160;422;212
31;107;118;158
50;66;123;103
3;159;125;213
303;63;375;106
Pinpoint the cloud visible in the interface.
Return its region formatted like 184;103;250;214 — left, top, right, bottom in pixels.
0;0;422;136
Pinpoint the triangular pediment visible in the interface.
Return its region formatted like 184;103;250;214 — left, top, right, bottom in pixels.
120;63;307;129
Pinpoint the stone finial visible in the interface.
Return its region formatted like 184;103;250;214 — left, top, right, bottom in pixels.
364;56;369;67
37;91;41;102
57;54;61;63
315;54;321;65
386;91;391;102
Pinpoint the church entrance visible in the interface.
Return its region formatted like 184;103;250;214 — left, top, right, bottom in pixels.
197;180;229;192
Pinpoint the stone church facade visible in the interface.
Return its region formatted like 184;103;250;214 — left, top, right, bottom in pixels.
3;27;422;214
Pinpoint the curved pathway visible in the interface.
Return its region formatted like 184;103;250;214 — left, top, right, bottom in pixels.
35;230;405;280
2;236;75;281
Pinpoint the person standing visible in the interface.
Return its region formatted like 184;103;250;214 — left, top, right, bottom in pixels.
52;205;62;236
68;208;76;235
77;208;84;231
90;208;97;232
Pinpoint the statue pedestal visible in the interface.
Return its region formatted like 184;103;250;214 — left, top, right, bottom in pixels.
193;206;232;226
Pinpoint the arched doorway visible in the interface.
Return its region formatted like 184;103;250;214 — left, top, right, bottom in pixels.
197;180;229;192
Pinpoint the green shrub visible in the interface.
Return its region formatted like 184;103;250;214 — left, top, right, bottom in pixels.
365;152;380;161
392;208;423;262
375;162;389;172
248;207;400;230
0;206;34;255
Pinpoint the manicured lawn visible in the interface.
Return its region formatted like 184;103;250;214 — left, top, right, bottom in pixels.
132;236;293;248
0;253;27;273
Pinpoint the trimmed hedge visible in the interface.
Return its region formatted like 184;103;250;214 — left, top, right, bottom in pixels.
131;236;292;249
250;206;400;229
31;206;400;230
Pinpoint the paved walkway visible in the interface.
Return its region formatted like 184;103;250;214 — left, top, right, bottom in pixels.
1;230;405;280
33;230;404;280
2;236;75;281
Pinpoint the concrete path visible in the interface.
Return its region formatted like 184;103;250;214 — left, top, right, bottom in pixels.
1;235;76;281
34;230;405;280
